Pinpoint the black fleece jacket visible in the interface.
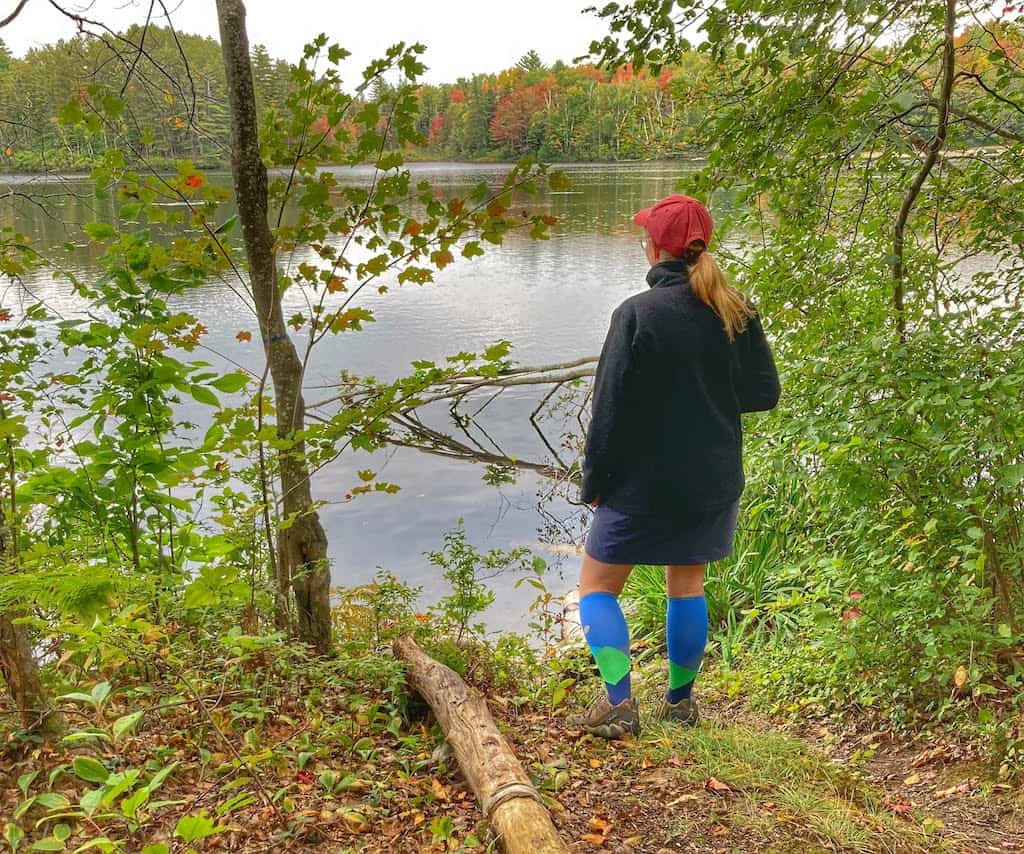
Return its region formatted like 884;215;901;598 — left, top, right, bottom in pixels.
581;260;780;515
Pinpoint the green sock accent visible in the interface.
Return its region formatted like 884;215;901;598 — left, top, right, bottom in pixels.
592;646;631;687
669;661;699;691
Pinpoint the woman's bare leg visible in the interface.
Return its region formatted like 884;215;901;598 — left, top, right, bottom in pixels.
579;553;634;597
666;563;705;597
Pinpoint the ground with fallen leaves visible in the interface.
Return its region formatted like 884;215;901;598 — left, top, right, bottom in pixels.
3;639;1022;853
505;669;1024;854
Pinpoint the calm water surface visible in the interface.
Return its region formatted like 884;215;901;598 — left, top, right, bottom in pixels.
3;161;713;630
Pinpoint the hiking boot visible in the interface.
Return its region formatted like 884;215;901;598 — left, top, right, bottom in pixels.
653;696;700;727
567;696;641;740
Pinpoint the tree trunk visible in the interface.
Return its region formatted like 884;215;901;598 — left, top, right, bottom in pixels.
0;611;63;738
891;0;957;338
394;635;568;854
0;472;63;737
216;0;332;653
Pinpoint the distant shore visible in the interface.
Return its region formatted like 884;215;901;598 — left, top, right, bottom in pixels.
0;154;708;182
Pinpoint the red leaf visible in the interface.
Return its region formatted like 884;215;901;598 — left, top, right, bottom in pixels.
296;771;314;784
706;777;735;794
235;330;252;342
184;175;204;188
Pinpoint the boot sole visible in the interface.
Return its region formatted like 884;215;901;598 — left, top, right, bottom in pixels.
583;718;641;739
655;711;700;727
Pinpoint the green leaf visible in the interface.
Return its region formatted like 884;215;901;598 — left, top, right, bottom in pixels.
120;787;150;819
4;823;24;852
13;797;35;819
210;372;248;394
72;757;109;785
90;683;111;706
57;692;95;705
174;812;227;842
61;730;110;745
189;384;220;408
28;838;64;852
79;787;103;817
82;222;115;242
18;770;38;799
112;711;144;741
34;793;70;810
118;201;142;221
71;839;117;853
214;214;238;235
483;340;512;362
57;99;84;126
998;624;1012;639
140;846;169;854
547;170;571;192
100;770;139;806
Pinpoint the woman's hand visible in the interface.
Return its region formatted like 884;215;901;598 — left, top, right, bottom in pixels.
590;497;601;508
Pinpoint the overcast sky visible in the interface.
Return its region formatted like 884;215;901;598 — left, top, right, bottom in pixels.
3;0;610;82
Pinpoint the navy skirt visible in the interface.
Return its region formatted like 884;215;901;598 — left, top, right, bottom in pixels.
584;500;740;566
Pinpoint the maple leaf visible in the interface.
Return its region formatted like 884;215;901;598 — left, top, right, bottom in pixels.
236;330;252;343
184;175;204;189
431;249;454;269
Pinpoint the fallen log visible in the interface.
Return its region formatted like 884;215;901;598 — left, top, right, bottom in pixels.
394;635;568;854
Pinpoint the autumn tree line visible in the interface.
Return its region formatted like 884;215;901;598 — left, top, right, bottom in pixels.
3;24;1024;173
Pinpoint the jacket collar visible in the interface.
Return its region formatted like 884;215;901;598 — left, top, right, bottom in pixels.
646;259;690;289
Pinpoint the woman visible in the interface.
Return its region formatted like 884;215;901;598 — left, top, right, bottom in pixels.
569;194;780;740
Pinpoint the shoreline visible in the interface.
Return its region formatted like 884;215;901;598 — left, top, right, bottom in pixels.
0;155;707;182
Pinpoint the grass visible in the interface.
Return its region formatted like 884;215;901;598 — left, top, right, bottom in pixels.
529;659;949;853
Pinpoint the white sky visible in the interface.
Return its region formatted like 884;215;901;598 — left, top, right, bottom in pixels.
2;0;610;82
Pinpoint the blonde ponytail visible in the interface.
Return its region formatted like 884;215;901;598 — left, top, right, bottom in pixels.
687;244;753;341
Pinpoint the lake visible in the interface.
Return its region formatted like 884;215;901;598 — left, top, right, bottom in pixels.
2;161;710;631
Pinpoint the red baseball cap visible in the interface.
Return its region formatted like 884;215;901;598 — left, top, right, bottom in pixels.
633;194;713;257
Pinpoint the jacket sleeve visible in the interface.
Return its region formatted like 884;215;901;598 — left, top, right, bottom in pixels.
737;311;781;413
581;304;637;504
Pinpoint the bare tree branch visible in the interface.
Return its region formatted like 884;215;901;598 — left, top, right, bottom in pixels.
0;0;29;28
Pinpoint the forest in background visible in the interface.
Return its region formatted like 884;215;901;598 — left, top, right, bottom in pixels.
5;22;1021;174
0;28;698;169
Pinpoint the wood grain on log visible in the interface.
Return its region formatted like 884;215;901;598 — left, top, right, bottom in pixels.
394;635;568;854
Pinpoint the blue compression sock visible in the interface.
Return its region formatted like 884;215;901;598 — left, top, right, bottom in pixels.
578;592;631;705
666;595;708;703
